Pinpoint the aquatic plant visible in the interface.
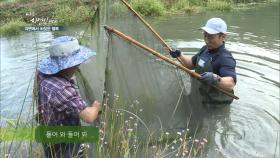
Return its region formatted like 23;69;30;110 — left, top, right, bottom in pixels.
96;92;209;158
0;72;39;157
0;82;208;158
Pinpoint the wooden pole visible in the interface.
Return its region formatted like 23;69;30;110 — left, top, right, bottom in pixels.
104;26;239;100
120;0;185;65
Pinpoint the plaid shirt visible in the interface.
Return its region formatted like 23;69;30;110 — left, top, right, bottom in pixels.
37;72;86;125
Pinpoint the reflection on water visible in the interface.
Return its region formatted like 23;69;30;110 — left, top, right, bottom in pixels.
0;2;279;158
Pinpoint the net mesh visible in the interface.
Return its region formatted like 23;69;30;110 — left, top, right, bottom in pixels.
76;0;192;138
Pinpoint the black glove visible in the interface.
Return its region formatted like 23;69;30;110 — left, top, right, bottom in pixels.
200;72;221;85
170;50;181;58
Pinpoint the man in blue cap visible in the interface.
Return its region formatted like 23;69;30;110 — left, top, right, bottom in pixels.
37;36;101;157
170;18;237;107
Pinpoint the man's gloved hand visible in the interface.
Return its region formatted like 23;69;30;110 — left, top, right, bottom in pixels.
200;72;221;85
170;50;181;58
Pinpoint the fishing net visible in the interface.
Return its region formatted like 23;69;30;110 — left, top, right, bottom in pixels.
76;0;193;139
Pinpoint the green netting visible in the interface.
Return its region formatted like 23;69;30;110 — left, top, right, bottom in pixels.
76;0;193;138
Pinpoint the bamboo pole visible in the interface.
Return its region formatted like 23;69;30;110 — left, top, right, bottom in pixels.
120;0;239;100
120;0;185;65
104;26;239;100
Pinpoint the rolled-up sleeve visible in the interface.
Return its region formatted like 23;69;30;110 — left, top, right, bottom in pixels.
219;56;237;83
52;86;87;114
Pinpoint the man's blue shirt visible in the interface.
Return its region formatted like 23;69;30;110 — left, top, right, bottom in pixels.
192;43;237;82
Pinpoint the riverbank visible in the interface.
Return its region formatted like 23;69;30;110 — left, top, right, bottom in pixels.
0;0;97;36
0;0;277;36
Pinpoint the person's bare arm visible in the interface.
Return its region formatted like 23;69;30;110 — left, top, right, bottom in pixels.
79;101;101;123
178;55;194;69
217;76;235;91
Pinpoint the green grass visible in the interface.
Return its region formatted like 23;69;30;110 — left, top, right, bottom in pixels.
130;0;166;16
0;0;275;36
53;4;94;25
168;0;201;14
207;0;233;11
170;0;191;10
0;0;96;36
0;19;27;36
